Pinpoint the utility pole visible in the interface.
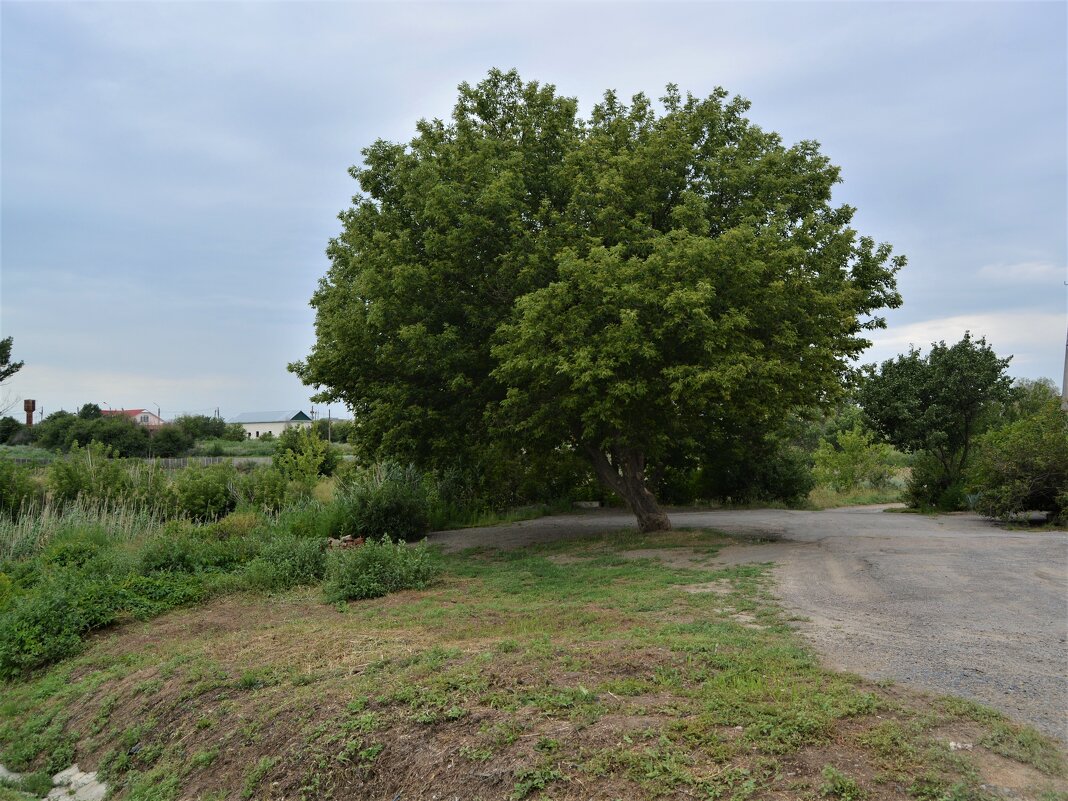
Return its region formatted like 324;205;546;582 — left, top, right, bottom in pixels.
1062;322;1067;411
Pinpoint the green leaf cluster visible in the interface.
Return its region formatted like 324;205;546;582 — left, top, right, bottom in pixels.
969;399;1068;522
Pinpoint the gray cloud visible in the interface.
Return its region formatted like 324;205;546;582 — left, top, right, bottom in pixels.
2;1;1065;418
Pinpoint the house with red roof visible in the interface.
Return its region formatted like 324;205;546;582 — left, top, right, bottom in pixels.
101;408;166;429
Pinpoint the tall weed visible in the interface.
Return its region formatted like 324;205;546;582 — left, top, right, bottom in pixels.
323;538;440;602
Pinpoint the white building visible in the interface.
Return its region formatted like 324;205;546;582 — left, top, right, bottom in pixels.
228;410;313;439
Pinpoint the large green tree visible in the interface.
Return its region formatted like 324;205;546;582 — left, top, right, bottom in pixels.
0;337;23;384
292;70;903;531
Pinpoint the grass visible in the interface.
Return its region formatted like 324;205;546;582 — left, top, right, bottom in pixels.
807;468;909;510
190;439;277;457
807;484;903;509
0;446;55;464
1;527;1063;800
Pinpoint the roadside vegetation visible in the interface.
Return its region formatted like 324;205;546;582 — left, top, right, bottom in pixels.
1;529;1063;800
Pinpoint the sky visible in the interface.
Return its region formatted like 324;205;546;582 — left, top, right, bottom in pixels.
1;0;1065;422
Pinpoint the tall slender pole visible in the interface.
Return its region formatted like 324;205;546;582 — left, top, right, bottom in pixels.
1061;322;1067;410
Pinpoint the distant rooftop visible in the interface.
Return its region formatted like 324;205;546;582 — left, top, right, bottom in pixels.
228;410;311;424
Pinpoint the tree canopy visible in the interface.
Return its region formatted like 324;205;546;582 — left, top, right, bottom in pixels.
858;333;1012;507
292;70;904;530
0;338;22;385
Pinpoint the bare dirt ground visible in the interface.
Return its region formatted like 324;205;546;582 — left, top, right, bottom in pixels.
430;506;1068;742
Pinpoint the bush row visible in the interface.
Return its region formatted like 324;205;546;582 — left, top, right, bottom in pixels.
0;505;441;678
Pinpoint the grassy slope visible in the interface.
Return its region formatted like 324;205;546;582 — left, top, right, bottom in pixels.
1;529;1064;801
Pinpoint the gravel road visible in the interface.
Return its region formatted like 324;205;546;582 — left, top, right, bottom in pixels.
429;506;1068;741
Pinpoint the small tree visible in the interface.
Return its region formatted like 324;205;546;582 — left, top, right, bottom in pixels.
77;403;103;420
222;422;248;442
274;426;337;483
969;401;1068;523
859;333;1012;508
813;425;894;492
150;425;196;458
173;414;227;441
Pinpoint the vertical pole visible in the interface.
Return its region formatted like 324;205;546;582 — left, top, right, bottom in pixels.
1061;322;1067;410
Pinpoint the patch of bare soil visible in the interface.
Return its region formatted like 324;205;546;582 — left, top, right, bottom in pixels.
619;547;716;569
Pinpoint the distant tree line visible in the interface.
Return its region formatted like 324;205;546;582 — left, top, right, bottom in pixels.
0;405;359;461
0;408;246;458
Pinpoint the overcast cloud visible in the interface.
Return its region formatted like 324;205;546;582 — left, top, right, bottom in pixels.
2;1;1065;420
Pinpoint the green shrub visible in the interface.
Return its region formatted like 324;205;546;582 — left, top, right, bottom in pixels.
334;463;430;541
0;561;207;678
813;425;895;492
173;463;237;521
0;460;43;518
323;538;440;602
244;536;327;592
969;403;1068;522
274;427;339;481
0;416;26;444
126;462;177;516
173;414;227;441
274;501;334;540
139;523;258;574
686;436;814;506
149;425;195;458
905;452;965;510
234;467;291;513
0;584;89;677
46;442;132;507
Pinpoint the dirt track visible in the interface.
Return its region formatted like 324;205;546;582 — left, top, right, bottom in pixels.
430;506;1068;741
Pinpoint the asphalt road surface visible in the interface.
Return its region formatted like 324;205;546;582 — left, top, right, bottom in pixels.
430;506;1068;741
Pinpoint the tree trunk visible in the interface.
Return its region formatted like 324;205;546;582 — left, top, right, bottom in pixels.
584;445;672;532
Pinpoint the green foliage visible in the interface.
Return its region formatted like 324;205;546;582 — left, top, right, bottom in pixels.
77;404;102;420
859;333;1012;508
222;422;249;442
323;538;440;602
274;426;339;479
968;401;1068;522
813;425;895;492
0;587;88;677
47;442;132;507
0;417;26;445
32;410;151;457
172;415;227;441
172;463;237;521
0;461;43;518
660;429;814;506
312;417;355;444
291;69;903;527
233;466;292;513
905;453;965;511
149;426;194;458
819;765;866;800
243;536;326;592
0;337;23;384
334;463;430;541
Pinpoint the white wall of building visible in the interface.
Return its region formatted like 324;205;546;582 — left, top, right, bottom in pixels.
240;420;312;439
